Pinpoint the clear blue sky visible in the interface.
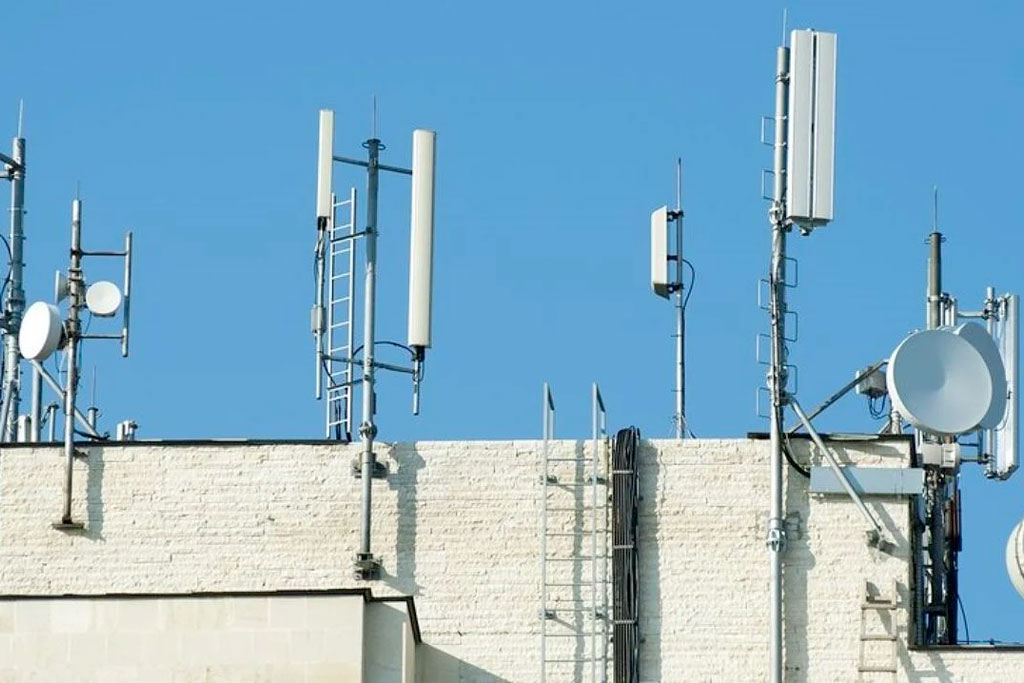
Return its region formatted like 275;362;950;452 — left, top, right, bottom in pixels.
4;1;1023;641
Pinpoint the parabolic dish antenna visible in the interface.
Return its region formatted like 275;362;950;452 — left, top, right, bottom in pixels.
19;302;63;362
955;322;1007;429
887;328;992;435
85;281;122;317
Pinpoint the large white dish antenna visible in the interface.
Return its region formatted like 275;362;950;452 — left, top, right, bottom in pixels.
1007;517;1024;600
955;322;1007;429
85;281;122;317
19;302;63;361
887;328;992;435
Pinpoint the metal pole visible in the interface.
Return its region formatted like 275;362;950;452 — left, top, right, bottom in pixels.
674;159;685;439
927;232;943;331
766;44;790;683
60;198;83;527
30;363;41;442
3;133;26;440
356;138;382;578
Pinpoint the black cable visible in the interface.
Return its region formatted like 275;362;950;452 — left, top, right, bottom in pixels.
957;594;970;645
782;434;811;478
682;258;696;311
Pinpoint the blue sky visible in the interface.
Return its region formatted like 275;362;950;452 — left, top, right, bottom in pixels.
4;1;1023;640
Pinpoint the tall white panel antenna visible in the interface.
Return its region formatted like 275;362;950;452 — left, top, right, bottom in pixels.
408;129;436;351
786;30;837;228
316;110;335;220
996;294;1019;478
650;206;669;298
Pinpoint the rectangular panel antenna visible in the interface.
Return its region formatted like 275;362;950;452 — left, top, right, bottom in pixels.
651;206;670;298
997;294;1019;478
786;30;836;227
408;129;436;350
316;110;335;220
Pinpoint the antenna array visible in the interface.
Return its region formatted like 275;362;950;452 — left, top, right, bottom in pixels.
312;107;437;580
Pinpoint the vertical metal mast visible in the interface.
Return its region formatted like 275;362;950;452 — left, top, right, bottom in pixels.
674;159;686;439
356;136;381;578
59;198;84;527
766;43;790;683
3;110;26;440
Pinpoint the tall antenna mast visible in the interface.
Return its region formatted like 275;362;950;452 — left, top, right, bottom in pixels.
649;159;689;439
0;102;27;440
762;26;837;683
314;106;437;580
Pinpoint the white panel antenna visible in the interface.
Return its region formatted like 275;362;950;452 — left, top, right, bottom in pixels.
786;30;837;228
650;206;669;298
408;129;436;351
995;294;1019;478
316;109;335;220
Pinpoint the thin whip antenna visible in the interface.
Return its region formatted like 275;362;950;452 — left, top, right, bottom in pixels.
933;186;939;232
782;8;788;46
372;95;378;139
676;157;682;212
17;100;23;138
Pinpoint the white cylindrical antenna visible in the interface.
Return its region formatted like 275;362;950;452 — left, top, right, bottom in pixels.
316;110;335;220
407;128;436;352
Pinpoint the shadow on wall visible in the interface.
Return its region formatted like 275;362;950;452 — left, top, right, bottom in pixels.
85;447;106;542
897;649;953;682
784;462;814;682
417;644;513;683
638;440;662;682
383;445;425;595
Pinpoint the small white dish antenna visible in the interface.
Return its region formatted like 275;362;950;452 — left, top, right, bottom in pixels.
54;270;69;303
19;302;64;361
887;328;992;435
85;281;122;317
955;322;1007;429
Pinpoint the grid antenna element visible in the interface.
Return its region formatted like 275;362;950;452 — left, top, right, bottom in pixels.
312;107;437;581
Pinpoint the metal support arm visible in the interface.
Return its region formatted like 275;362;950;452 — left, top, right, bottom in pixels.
790;398;886;546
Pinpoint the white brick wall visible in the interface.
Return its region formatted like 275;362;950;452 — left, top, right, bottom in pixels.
0;438;1021;682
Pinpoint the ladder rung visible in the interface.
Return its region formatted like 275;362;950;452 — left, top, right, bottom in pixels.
545;582;595;587
543;557;607;562
544;507;600;512
857;666;897;673
546;458;591;462
860;634;897;642
545;532;601;537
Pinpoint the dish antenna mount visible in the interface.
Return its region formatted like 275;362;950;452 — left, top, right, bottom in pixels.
19;196;133;529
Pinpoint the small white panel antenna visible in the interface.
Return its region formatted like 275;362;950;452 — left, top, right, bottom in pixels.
316;109;335;220
786;29;837;228
85;281;123;318
650;206;669;298
408;129;436;350
54;271;69;303
887;328;993;435
19;302;63;362
955;322;1007;429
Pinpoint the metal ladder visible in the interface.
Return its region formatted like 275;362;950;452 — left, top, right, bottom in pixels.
540;383;611;683
858;581;899;681
325;188;357;441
